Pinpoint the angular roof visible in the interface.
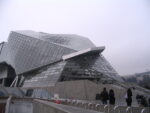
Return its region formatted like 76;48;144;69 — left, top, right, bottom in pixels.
15;30;96;51
62;46;105;60
0;30;98;74
41;33;96;51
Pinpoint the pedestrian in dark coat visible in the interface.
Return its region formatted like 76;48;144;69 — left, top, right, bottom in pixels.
148;97;150;107
141;96;148;107
109;89;115;105
100;88;109;104
126;88;132;106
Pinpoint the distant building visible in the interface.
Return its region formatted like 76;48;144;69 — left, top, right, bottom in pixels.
123;71;150;88
0;30;123;87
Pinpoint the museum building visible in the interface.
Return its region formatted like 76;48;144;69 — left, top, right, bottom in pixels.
0;30;123;87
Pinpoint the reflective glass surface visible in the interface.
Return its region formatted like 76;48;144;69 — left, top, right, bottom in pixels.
23;61;66;87
61;54;123;82
0;31;75;74
0;30;123;87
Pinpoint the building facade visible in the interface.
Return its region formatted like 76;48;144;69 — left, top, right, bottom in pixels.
0;30;123;87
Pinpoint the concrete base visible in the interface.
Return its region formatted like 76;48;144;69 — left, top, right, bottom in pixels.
23;80;150;107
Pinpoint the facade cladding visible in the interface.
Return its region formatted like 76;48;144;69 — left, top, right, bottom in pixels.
0;42;4;54
0;30;123;87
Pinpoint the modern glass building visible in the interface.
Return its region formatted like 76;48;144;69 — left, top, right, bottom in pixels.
0;30;123;87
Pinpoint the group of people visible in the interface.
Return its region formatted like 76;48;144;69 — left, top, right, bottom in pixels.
97;88;133;106
125;88;150;107
97;87;150;107
99;88;116;105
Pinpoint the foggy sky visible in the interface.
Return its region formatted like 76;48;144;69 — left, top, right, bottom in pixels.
0;0;150;76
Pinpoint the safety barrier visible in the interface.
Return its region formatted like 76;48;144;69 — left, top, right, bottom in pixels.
33;99;102;113
63;99;150;113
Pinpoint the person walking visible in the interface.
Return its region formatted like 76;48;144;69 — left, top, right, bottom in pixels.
126;88;132;106
100;87;109;104
109;89;115;105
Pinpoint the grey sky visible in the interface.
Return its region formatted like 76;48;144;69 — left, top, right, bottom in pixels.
0;0;150;75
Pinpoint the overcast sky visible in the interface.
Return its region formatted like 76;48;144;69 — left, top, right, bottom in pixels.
0;0;150;76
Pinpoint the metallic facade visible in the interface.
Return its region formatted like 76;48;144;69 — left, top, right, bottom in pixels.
0;30;123;87
0;31;75;74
